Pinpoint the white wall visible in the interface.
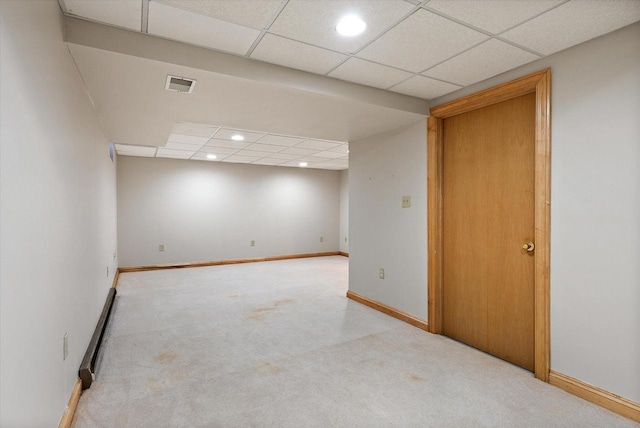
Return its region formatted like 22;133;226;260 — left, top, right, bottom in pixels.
117;156;341;266
339;170;349;254
349;120;428;319
431;22;640;403
0;1;118;426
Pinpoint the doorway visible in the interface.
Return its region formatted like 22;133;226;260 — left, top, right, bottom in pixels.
426;69;551;381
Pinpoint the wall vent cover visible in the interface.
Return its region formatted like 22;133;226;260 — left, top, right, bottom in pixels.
165;75;196;93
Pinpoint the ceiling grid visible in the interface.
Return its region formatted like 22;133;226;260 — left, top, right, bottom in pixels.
60;0;640;168
116;123;349;170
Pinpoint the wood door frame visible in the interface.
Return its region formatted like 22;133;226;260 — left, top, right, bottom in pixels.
427;69;551;382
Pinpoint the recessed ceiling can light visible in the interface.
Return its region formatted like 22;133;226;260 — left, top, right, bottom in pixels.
299;162;308;167
336;15;366;37
231;134;244;141
206;154;217;160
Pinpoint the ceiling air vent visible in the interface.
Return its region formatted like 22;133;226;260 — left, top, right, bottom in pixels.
165;75;196;93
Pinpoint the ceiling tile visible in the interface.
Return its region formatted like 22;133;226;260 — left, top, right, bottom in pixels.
165;141;204;151
269;0;415;53
64;0;142;31
328;144;349;153
252;158;287;166
423;39;540;86
295;139;341;151
314;150;348;159
191;152;229;161
250;34;348;75
167;133;209;145
158;0;283;29
148;1;260;55
156;148;194;159
234;150;271;158
171;122;220;138
390;75;462;99
358;9;488;72
257;134;306;147
281;160;313;168
426;0;564;34
197;146;239;155
296;156;333;163
280;147;318;156
245;143;287;153
205;139;251;150
213;128;267;142
223;155;263;163
501;0;640;56
265;153;302;160
329;58;413;89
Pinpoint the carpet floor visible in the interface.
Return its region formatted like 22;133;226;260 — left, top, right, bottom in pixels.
72;256;637;427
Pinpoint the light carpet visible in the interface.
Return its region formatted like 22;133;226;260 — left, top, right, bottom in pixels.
72;256;637;427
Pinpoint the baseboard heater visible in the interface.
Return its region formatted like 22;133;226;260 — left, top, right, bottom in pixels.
79;287;117;390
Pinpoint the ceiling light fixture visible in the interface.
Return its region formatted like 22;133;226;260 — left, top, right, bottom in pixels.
231;134;244;141
299;162;308;167
336;15;366;37
206;154;217;160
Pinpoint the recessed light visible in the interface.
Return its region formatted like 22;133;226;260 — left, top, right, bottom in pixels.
206;154;217;160
231;134;244;141
299;162;308;167
336;15;366;37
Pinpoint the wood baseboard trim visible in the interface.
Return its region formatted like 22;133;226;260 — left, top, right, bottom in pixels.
58;378;82;428
111;268;120;288
549;370;640;423
339;251;349;257
346;290;429;332
119;252;342;273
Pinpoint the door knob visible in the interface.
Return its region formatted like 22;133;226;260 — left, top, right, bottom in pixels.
522;241;535;252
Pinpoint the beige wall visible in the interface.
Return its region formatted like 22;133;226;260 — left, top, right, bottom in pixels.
339;170;349;254
349;120;428;320
0;1;118;425
117;156;341;267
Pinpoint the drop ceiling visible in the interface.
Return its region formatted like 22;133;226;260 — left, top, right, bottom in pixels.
117;124;349;170
59;0;640;169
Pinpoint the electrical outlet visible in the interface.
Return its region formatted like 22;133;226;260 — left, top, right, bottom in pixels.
113;252;116;260
159;244;165;252
402;195;411;208
379;268;385;279
63;333;69;361
107;266;109;277
344;237;348;243
320;236;324;243
251;240;255;247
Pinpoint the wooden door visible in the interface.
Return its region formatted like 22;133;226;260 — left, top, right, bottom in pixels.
442;92;536;371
